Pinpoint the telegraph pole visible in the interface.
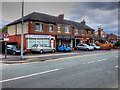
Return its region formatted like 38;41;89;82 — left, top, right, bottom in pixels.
21;0;24;60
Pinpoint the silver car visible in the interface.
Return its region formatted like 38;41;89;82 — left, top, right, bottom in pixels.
76;43;94;51
89;43;101;50
31;44;56;54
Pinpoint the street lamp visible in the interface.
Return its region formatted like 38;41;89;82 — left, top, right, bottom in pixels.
21;0;24;60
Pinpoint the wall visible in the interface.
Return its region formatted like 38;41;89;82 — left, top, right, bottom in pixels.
29;22;74;36
8;22;28;36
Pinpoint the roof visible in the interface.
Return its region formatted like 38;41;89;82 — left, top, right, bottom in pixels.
6;12;94;30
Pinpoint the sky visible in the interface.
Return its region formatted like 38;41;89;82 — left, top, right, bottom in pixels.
1;1;119;35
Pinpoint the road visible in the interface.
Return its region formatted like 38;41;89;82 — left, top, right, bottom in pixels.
1;50;119;88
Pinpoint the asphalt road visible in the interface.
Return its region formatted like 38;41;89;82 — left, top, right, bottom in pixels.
1;50;119;88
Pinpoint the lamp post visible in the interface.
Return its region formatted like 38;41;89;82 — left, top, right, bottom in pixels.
21;0;24;60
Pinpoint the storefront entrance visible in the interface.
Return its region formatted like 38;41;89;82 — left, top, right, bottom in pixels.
26;34;55;49
56;35;75;48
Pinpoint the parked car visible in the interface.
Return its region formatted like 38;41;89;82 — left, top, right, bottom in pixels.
57;45;71;52
6;45;26;55
76;43;94;51
31;44;56;54
89;43;101;50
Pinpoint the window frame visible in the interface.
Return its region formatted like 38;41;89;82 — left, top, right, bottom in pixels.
57;24;61;32
35;22;43;31
74;27;78;34
49;24;53;32
65;25;70;33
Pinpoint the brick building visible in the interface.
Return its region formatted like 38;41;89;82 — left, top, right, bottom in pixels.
95;28;108;43
6;12;95;52
108;33;118;43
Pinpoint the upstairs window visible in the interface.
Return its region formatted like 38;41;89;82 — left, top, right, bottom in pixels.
91;31;94;35
49;24;53;32
81;30;84;34
86;30;89;34
57;24;61;32
65;25;70;33
35;23;43;31
74;28;78;34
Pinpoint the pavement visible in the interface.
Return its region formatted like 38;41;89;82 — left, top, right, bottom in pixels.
0;49;118;64
1;49;119;88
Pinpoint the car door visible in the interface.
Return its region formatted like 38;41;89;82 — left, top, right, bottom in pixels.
78;44;84;50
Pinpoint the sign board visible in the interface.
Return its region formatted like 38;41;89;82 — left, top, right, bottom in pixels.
25;35;52;39
57;35;75;39
4;38;9;41
2;32;9;38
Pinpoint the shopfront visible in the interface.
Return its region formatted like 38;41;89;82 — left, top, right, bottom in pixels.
25;34;55;50
56;35;75;48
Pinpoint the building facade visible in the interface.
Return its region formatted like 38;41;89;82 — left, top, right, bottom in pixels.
6;12;95;52
95;28;108;43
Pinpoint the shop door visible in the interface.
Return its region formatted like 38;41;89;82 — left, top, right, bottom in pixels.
51;40;54;48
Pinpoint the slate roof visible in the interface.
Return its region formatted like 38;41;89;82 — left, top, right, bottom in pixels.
6;12;94;30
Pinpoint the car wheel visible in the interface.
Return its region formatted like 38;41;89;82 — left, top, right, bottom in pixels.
76;47;79;50
86;48;89;51
52;49;55;53
13;52;16;55
39;50;43;54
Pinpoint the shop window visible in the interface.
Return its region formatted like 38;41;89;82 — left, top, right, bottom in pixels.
27;38;36;49
57;24;61;32
27;38;50;49
65;25;70;33
35;23;43;31
49;24;53;32
37;39;50;47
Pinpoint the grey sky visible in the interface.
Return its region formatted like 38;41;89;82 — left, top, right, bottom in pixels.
1;2;119;35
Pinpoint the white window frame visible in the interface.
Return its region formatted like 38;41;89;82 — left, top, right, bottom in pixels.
57;24;61;32
35;22;43;31
65;25;70;33
49;24;53;32
81;29;84;35
74;28;78;35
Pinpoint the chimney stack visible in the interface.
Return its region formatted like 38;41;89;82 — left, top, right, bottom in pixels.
58;14;64;19
81;19;86;25
98;28;102;37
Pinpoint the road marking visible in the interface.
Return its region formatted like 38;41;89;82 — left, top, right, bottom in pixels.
84;58;108;65
2;51;117;65
96;58;108;62
0;68;62;83
115;65;118;68
87;61;96;64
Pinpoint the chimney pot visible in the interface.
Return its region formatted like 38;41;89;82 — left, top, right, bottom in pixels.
58;14;64;19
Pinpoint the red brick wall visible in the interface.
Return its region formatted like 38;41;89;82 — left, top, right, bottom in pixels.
8;35;27;49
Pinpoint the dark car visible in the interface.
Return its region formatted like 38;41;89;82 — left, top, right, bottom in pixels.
6;45;26;55
57;45;71;52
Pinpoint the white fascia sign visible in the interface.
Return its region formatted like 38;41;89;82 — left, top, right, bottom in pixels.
25;35;53;39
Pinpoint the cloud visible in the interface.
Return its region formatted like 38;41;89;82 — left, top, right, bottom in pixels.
69;2;118;34
0;20;10;28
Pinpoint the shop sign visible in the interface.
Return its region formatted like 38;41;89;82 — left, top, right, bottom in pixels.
26;35;52;39
57;35;74;39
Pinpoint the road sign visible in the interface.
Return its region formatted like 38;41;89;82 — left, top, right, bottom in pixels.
3;32;9;38
4;38;9;41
